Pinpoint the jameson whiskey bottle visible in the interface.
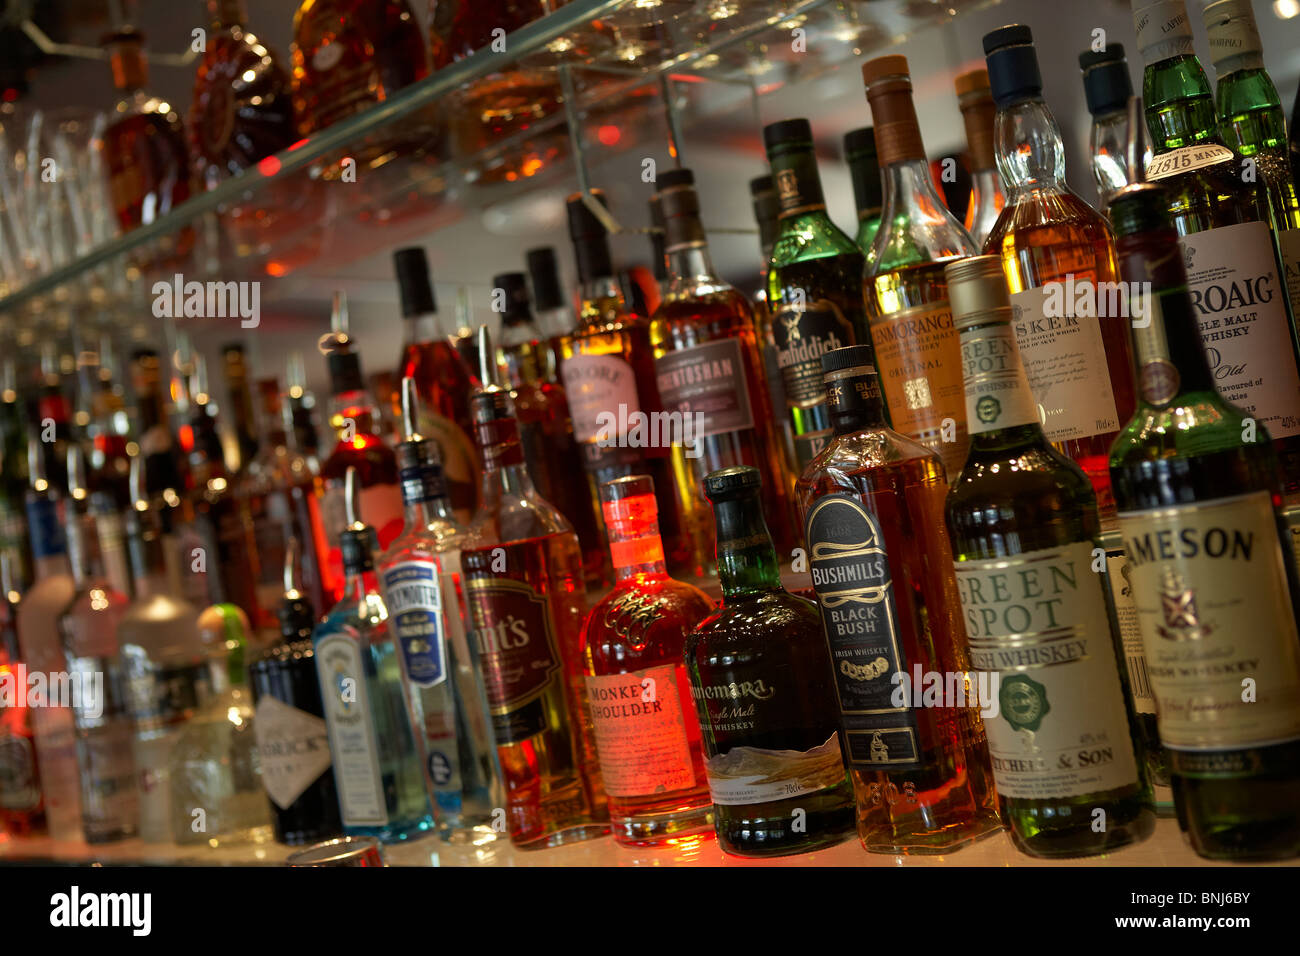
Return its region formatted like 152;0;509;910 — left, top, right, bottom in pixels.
843;127;883;253
943;256;1156;858
860;56;974;480
982;27;1135;522
1132;0;1300;495
764;118;867;472
1110;183;1300;861
796;346;1000;854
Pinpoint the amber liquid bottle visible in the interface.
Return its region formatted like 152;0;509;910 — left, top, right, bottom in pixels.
982;26;1135;524
796;344;1001;854
649;168;795;573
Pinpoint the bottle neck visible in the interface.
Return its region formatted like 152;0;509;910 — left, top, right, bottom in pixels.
577;275;627;325
609;522;667;581
128;515;171;598
1142;55;1219;150
960;92;998;173
826;366;888;436
664;244;723;294
969;168;1004;216
473;392;537;504
770;146;828;219
994;96;1066;192
881;158;952;222
397;442;458;527
847;152;883;224
713;498;782;599
958;318;1048;451
404;310;446;345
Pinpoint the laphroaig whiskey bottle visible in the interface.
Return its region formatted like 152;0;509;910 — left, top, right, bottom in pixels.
649;168;795;571
796;346;1001;854
1109;182;1300;861
764;118;867;473
955;69;1005;248
1079;45;1145;212
844;127;883;253
313;466;433;844
685;466;856;857
378;378;503;844
982;27;1135;521
461;329;607;848
860;57;973;480
942;256;1156;858
1132;0;1300;494
1202;0;1300;319
581;475;714;846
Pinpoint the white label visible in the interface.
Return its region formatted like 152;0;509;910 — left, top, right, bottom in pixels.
1145;144;1236;182
954;542;1141;800
1182;221;1300;439
1106;552;1156;714
254;695;332;811
960;323;1040;435
1119;491;1300;750
560;353;642;443
1010;287;1120;442
316;632;388;826
704;732;846;806
1134;0;1194;62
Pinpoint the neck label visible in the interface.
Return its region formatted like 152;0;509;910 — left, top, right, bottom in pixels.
960;322;1041;434
1134;0;1194;62
1145;144;1234;180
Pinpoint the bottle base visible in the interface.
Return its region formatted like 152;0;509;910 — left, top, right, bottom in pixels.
861;808;1004;856
610;805;714;848
716;803;858;859
1009;806;1157;859
513;822;611;851
346;816;435;846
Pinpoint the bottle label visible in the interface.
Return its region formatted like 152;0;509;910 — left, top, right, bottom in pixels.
1105;552;1157;715
561;353;642;443
1118;491;1300;750
1133;0;1194;62
867;300;967;443
654;338;755;439
1180;220;1300;439
960;322;1040;434
0;732;40;810
1145;144;1235;181
76;726;138;832
1009;286;1120;442
771;301;854;406
122;657;210;730
254;694;333;811
1277;227;1300;322
954;543;1142;800
315;632;388;826
463;577;563;745
704;732;846;806
380;561;449;689
585;664;696;797
804;493;922;770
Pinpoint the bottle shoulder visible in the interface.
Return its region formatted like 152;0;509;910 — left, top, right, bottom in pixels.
770;212;862;268
688;589;819;650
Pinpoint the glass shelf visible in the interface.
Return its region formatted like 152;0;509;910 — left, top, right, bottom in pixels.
0;0;999;321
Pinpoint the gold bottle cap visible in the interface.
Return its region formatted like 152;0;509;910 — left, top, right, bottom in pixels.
945;255;1013;331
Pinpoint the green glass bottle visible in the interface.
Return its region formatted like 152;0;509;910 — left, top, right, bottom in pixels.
942;255;1156;858
764;118;868;473
1109;182;1300;861
844;127;882;254
1202;0;1300;320
1131;0;1300;495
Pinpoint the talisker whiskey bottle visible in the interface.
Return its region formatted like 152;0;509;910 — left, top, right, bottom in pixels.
1110;182;1300;861
943;256;1155;858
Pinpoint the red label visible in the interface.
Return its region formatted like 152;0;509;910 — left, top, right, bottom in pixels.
584;664;695;797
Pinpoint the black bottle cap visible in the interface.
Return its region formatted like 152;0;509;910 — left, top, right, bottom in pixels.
327;350;365;395
821;344;877;375
763;118;813;156
492;272;532;326
657;167;694;189
750;175;780;253
567;191;614;283
278;594;316;644
1108;182;1174;239
340;528;376;575
703;465;763;503
393;247;437;318
1078;44;1133;116
843;126;883;214
983;24;1041;108
566;189;610;242
843;126;877;158
396;437;449;503
525;247;564;312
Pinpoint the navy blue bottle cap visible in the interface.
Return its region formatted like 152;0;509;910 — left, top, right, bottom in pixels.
1078;44;1133;116
983;24;1041;108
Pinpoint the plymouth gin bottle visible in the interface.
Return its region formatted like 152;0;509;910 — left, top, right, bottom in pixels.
943;256;1155;857
378;378;502;844
314;466;433;844
1110;183;1300;860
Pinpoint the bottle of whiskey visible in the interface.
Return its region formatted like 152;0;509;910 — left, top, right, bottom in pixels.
748;174;798;484
859;57;974;480
1202;0;1300;319
764;118;868;473
461;328;608;848
0;551;44;837
982;27;1135;522
1131;0;1300;494
286;351;322;466
378;378;503;844
392;248;481;524
525;246;570;383
581;474;714;846
844;127;883;253
1079;45;1144;212
685;466;856;857
559;190;688;576
942;255;1156;857
1110;182;1300;861
249;537;342;846
649;168;796;571
796;346;1001;854
314;466;433;844
954;69;1005;248
60;448;137;844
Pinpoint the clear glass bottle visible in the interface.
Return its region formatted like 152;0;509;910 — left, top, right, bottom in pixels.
1078;44;1147;212
378;378;502;844
955;68;1006;248
313;466;433;844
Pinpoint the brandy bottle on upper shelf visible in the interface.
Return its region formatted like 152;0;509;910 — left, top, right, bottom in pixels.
649;168;796;573
981;26;1135;523
859;58;974;481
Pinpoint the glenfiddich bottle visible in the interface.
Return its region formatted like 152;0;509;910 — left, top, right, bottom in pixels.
796;346;1000;854
982;27;1135;521
943;256;1155;858
685;466;856;857
764;118;868;472
1132;0;1300;495
1109;182;1300;861
748;175;798;486
860;57;974;480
